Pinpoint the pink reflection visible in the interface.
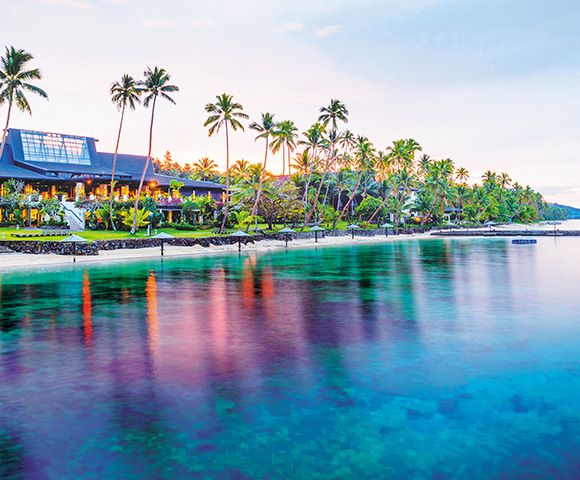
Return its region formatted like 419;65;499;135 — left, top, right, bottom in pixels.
146;270;160;370
209;267;229;371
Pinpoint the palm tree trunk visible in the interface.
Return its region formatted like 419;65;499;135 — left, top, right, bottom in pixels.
303;150;330;230
420;194;439;226
219;124;231;233
282;143;285;178
0;101;14;163
364;184;396;228
301;147;316;204
109;105;125;231
248;133;269;232
131;97;157;235
333;172;362;227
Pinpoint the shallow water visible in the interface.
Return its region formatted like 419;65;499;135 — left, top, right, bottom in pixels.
1;237;580;480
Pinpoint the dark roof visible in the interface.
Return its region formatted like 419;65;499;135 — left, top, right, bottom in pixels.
14;160;131;178
0;164;51;180
0;128;224;191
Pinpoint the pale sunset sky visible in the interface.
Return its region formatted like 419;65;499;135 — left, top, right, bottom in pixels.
3;0;580;205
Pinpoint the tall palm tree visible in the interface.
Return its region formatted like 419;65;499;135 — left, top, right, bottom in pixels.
248;112;276;229
274;119;298;178
131;67;178;234
109;74;140;230
420;158;454;225
204;93;248;233
297;123;326;209
302;100;348;228
334;136;375;226
0;47;48;161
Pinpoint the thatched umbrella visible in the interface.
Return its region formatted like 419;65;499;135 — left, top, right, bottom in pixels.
546;220;562;235
230;230;250;251
380;222;393;237
59;234;88;263
308;225;325;243
278;227;296;247
152;232;175;256
483;220;497;232
346;224;361;240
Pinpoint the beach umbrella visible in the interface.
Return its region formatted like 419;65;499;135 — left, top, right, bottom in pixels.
278;227;296;247
547;221;562;235
483;220;497;232
346;224;361;240
308;225;325;243
230;230;250;251
59;234;87;263
380;222;393;237
152;232;174;256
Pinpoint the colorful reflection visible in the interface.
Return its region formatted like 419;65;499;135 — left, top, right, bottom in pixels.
82;270;92;349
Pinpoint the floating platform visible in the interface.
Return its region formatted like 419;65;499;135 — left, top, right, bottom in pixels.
512;239;537;244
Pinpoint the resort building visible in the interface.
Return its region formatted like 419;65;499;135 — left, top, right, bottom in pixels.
0;128;224;201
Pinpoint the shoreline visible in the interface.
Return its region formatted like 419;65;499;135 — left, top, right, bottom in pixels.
0;232;432;270
0;220;577;271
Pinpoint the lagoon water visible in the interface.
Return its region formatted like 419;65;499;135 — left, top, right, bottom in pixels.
1;237;580;479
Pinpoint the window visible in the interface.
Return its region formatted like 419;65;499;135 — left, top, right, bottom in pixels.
20;130;91;165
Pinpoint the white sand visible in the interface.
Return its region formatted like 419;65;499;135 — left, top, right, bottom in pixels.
0;232;430;270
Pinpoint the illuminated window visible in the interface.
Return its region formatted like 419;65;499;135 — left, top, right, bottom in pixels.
21;130;91;165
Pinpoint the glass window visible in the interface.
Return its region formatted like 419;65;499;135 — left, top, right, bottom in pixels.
20;130;91;165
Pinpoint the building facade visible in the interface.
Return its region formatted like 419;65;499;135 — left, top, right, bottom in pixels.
0;128;224;200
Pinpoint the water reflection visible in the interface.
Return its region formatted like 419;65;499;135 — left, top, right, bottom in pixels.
1;239;580;479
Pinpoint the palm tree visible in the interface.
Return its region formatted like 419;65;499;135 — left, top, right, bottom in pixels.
204;94;248;233
456;167;469;184
420;158;454;225
130;67;179;234
297;123;326;209
190;157;219;182
0;47;48;161
248;112;276;229
272;119;299;178
334;136;375;226
303;100;348;228
230;159;250;181
109;74;141;230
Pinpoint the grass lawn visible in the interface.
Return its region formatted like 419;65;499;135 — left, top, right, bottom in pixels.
0;221;401;242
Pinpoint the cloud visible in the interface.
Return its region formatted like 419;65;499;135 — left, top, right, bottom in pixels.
141;19;174;28
280;22;304;32
315;24;343;37
38;0;95;9
190;18;216;28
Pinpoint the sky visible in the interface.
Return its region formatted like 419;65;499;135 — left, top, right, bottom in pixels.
3;0;580;205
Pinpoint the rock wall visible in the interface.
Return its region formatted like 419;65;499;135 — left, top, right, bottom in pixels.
0;241;99;255
0;227;431;256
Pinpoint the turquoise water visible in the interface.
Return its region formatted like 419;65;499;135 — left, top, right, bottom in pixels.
1;238;580;479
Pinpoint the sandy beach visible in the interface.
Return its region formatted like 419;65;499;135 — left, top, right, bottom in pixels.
0;231;432;270
1;220;575;270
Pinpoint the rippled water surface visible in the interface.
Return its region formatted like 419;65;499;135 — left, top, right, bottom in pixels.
1;237;580;479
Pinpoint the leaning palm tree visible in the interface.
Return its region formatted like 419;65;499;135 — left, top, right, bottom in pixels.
248;112;276;230
0;46;48;161
130;67;178;234
204;94;248;233
333;136;375;227
109;74;141;230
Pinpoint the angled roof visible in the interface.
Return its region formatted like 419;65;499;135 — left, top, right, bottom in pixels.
0;128;224;190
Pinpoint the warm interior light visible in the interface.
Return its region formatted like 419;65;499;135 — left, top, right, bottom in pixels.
86;179;92;185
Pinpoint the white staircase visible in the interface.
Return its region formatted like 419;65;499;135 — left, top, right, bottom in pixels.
61;201;85;231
